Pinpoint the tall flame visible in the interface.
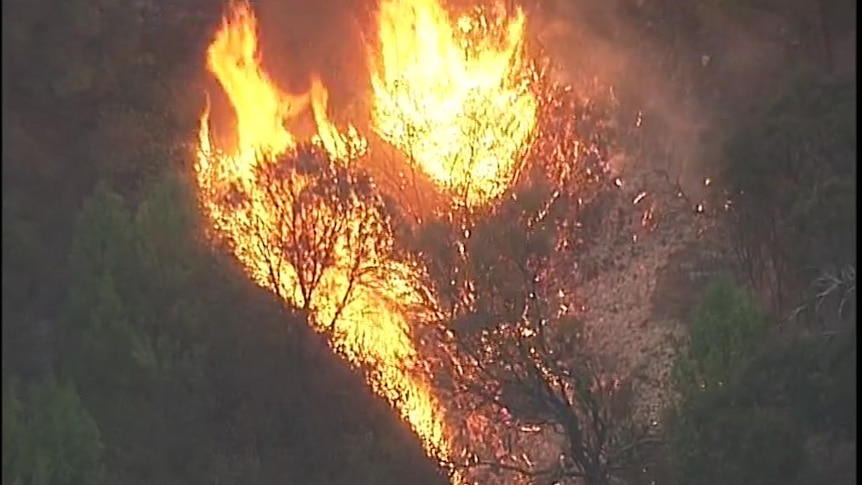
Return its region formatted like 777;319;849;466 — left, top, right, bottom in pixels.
195;0;451;464
206;2;305;168
309;74;367;161
370;0;538;206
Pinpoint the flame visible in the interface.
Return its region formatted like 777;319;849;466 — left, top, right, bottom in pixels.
206;1;305;169
309;74;367;161
195;0;451;464
370;0;538;206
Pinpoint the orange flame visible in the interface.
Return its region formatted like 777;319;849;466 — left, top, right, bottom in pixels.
370;0;538;206
195;0;550;479
206;1;304;168
195;0;451;464
309;74;367;161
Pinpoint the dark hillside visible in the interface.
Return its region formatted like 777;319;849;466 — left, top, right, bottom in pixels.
2;1;447;484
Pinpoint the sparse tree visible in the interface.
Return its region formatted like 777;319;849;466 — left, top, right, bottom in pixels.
409;184;657;485
214;144;399;339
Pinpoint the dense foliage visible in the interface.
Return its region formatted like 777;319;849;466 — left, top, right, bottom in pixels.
667;276;856;485
723;74;856;315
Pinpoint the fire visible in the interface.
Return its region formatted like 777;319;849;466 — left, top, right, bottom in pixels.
195;0;562;478
370;0;538;206
309;74;367;161
205;1;305;169
195;0;451;464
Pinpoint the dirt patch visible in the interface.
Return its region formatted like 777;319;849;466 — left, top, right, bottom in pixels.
651;236;731;322
572;166;724;423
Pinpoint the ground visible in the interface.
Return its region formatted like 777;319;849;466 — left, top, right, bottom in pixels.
573;162;730;424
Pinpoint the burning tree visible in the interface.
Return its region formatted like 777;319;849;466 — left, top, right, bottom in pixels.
194;0;664;475
390;70;663;483
409;183;658;485
197;136;453;461
369;0;539;208
238;145;395;332
194;1;455;462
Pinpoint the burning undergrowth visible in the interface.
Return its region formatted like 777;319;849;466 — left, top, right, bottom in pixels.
400;81;651;484
193;0;695;483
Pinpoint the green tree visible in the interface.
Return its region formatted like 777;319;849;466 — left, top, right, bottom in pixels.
62;180;213;484
666;276;800;485
1;1;217;375
668;389;805;485
671;273;768;395
2;377;104;485
667;275;856;485
722;74;856;314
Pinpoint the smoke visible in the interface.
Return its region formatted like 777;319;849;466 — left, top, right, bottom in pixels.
528;0;842;200
528;0;703;198
254;0;375;111
209;0;853;200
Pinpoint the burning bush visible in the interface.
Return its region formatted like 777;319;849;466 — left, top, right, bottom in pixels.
194;0;638;479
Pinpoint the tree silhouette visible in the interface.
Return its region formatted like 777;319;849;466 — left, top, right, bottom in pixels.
409;184;656;485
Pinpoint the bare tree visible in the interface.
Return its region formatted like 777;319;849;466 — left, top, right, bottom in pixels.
408;184;658;485
209;143;399;343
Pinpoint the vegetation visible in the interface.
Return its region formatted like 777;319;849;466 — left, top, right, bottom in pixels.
666;275;856;485
1;0;854;484
723;74;856;315
3;378;104;485
409;185;653;484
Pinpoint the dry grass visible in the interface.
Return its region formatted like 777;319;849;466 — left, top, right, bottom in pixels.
571;163;728;424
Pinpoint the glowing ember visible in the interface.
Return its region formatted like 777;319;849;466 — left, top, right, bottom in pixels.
370;0;539;206
195;0;451;464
